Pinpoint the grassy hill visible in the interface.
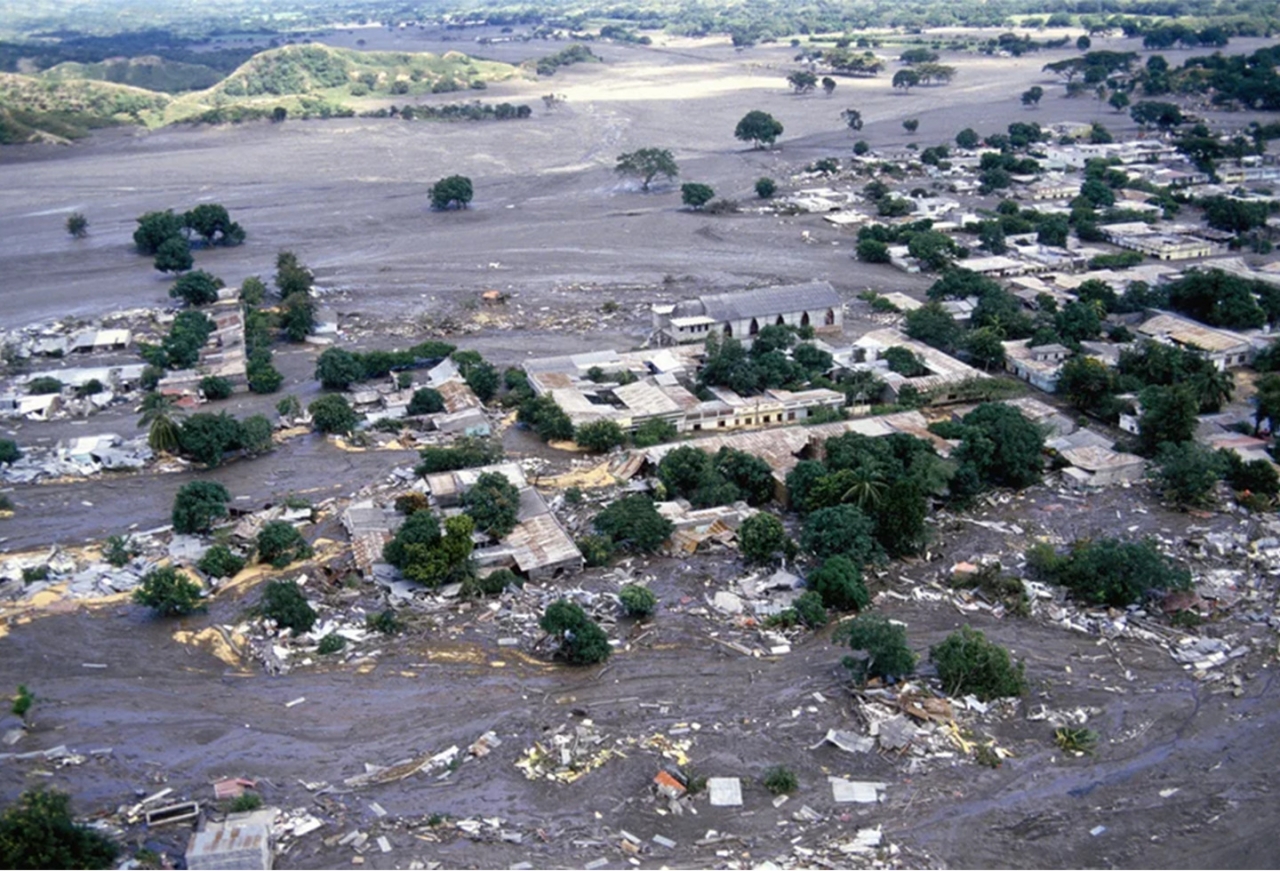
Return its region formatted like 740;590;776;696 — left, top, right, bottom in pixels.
0;73;169;142
0;44;524;139
40;56;224;93
154;43;522;124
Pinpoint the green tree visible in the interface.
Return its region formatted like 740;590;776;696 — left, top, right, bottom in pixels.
575;419;626;452
1108;90;1130;112
632;418;677;447
65;212;88;239
1152;441;1224;509
256;520;313;569
755;177;777;198
315;348;364;390
134;566;203;617
540;599;611;665
593;494;673;552
1057;356;1114;412
240;276;267;306
801;504;881;565
0;790;120;870
930;626;1026;700
259;579;317;635
787;70;817;93
681;183;715;209
1137;385;1199;456
199;375;233;400
835;615;916;683
1029;537;1191;606
462;471;521;538
1021;86;1044;106
892;69;920;92
197;544;245;579
807;555;870;611
856;238;891;263
735;110;784;148
738;512;789;565
615;148;678;191
171;480;230;534
178;412;242;466
1254;373;1280;434
841;108;863;131
183;203;244;247
955;128;980;149
518;394;574;441
309;394;358;435
407;387;445;415
953;403;1045;491
904;302;960;351
133;210;184;255
153;235;193;273
429;175;474;209
0;439;20;465
715;447;775;505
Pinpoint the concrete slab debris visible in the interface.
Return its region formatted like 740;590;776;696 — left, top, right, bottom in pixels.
829;778;885;804
707;777;743;807
814;729;874;754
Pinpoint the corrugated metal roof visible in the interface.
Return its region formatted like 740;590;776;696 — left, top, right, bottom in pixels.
697;281;839;322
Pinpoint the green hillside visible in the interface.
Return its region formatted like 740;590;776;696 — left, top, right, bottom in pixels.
0;73;169;142
41;56;224;93
154;43;522;124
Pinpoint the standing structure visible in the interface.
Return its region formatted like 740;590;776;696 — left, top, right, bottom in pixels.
652;281;842;345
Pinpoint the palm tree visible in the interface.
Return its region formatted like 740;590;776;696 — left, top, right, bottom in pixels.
1190;368;1234;414
841;467;887;510
137;392;183;454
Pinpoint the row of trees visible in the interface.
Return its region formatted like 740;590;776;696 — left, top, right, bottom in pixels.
133;204;245;273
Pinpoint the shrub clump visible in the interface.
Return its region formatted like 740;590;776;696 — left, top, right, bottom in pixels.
929;626;1026;701
762;765;798;795
134;566;203;617
618;584;657;618
259;580;317;635
807;556;870;611
1027;537;1191;607
834;615;916;683
197;544;246;578
317;633;347;655
256;521;313;569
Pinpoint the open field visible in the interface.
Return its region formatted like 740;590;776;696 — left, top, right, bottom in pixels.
1;30;1280;870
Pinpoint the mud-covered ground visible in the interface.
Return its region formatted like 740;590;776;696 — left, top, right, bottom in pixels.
2;29;1280;871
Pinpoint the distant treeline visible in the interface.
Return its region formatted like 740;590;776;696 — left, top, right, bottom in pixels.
370;101;533;120
0;29;260;75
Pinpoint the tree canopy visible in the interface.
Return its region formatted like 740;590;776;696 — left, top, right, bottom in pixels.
429;175;474;210
735;110;784;148
615;148;678;191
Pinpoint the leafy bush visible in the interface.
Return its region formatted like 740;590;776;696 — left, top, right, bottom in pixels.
540;599;611;665
1055;726;1098;755
407;387;445;416
577;534;614;567
0;790;120;870
229;793;263;813
618;584;657;617
199;375;233;400
762;766;798;795
256;521;312;569
807;556;870;611
791;590;828;628
318;633;347;654
575;419;626;453
11;685;33;719
73;379;104;398
835;615;916;683
461;471;521;538
755;177;777;198
309;394;359;435
171;480;230;534
21;566;48;584
367;609;402;635
0;439;20;465
632;418;677;448
737;512;790;566
394;492;430;515
197;544;246;579
103;535;137;568
1027;537;1191;607
930;626;1026;701
593;495;673;553
134;566;203;617
259;580;317;635
465;567;520;597
415;437;503;475
27;377;62;395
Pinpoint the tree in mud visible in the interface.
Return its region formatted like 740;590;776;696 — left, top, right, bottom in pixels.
429;175;474;210
461;471;521;538
65;213;88;239
735;110;784;148
134;566;204;617
540;598;611;665
0;789;120;870
171;480;230;534
615;148;678;191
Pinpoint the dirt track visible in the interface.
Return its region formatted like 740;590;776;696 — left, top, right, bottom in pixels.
2;30;1280;870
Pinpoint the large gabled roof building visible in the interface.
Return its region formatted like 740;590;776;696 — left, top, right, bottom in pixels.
653;281;842;345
